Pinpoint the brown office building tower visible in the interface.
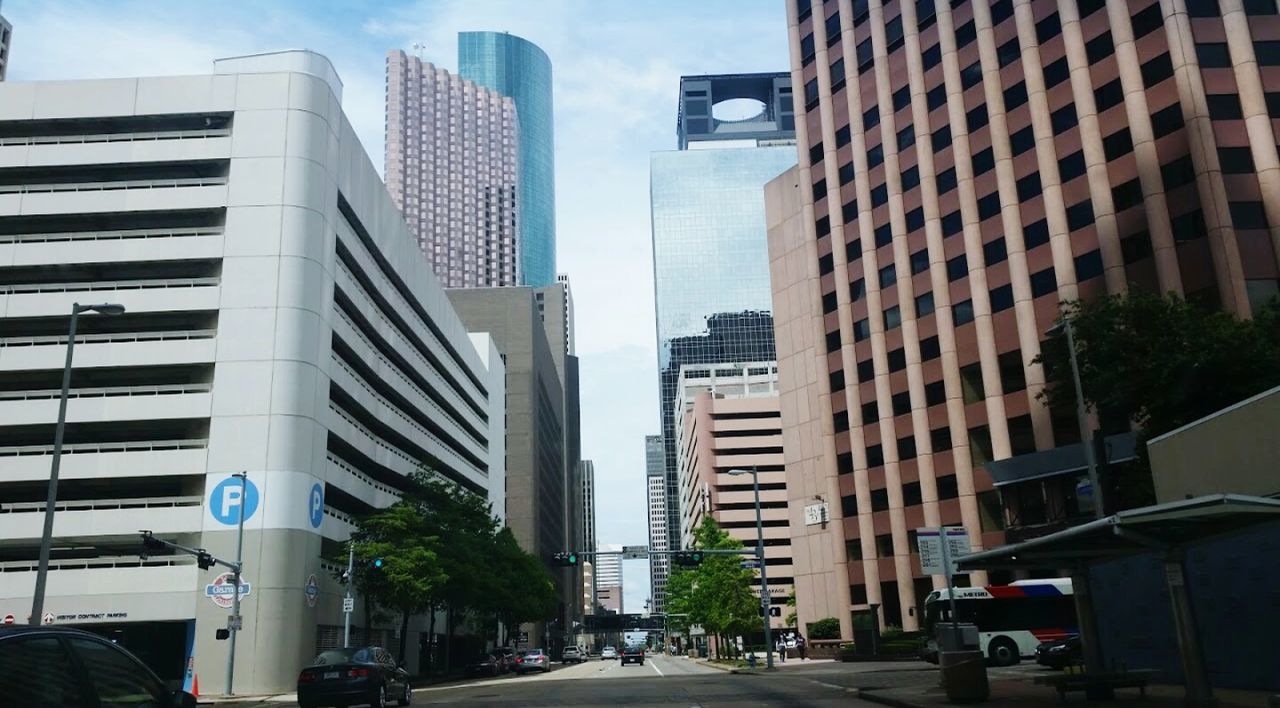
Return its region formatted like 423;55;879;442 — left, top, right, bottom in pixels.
769;0;1280;636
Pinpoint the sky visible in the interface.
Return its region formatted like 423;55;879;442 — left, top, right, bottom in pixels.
2;0;791;614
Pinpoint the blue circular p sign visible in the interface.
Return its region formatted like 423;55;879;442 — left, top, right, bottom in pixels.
308;483;324;529
209;477;259;526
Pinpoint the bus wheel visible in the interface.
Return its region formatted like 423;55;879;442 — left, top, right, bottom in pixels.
987;637;1020;666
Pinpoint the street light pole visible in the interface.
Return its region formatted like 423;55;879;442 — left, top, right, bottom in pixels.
729;467;773;669
30;303;125;626
1049;315;1104;519
343;540;355;648
225;472;247;696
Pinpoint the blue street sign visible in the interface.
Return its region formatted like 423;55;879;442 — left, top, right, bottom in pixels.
308;483;324;529
209;477;259;526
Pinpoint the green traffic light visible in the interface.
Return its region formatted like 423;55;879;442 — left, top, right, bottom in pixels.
568;554;577;565
373;558;384;568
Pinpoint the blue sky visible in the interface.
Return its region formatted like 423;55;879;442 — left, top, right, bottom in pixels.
3;0;791;613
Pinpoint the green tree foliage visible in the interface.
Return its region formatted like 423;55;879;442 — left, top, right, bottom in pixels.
807;617;841;639
663;517;760;657
1035;292;1280;506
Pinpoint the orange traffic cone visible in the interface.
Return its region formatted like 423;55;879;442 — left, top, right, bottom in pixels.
191;674;199;698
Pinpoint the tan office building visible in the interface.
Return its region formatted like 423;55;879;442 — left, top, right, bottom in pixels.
674;364;793;626
770;0;1280;636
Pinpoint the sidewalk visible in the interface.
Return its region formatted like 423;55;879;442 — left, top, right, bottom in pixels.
197;693;295;705
694;653;836;674
859;677;1273;708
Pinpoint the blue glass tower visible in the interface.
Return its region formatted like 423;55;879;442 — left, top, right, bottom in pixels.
649;73;796;606
459;31;556;287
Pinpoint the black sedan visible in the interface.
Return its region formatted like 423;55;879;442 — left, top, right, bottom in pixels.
0;625;198;708
1035;635;1083;669
465;652;503;677
297;646;412;708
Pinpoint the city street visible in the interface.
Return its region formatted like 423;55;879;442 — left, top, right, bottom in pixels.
213;655;964;707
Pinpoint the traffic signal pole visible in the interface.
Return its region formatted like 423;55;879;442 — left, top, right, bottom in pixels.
343;541;354;648
226;472;247;697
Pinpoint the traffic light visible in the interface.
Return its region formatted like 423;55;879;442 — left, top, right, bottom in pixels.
195;551;215;570
552;552;579;567
372;558;384;569
672;550;704;567
139;531;166;560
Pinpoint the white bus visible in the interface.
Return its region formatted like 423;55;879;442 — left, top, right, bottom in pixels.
922;578;1077;666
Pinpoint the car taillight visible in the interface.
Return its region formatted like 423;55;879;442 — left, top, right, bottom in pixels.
298;672;317;683
515;657;523;663
348;667;372;678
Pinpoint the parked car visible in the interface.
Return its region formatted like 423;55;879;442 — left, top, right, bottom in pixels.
297;646;412;708
0;626;199;708
600;646;618;660
493;646;517;673
621;644;645;666
561;645;587;663
1035;636;1083;669
466;652;503;677
514;648;551;673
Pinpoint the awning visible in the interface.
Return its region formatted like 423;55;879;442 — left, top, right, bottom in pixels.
957;493;1280;570
983;432;1137;488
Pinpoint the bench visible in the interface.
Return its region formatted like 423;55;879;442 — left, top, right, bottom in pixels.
1033;669;1161;700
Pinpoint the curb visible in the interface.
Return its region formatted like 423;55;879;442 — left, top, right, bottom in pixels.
857;689;929;708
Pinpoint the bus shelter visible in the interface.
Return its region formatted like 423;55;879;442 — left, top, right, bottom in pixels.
954;494;1280;705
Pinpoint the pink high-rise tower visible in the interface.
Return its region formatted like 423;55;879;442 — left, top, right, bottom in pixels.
386;50;520;287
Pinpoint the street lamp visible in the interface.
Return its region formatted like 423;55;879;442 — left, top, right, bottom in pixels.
30;303;126;625
727;466;773;669
1046;314;1104;519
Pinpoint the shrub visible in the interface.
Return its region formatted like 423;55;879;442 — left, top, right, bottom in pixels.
807;617;841;640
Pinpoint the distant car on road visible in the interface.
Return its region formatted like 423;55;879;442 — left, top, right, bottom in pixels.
561;645;587;663
600;646;618;660
0;626;198;708
296;646;412;708
621;645;645;666
515;648;551;673
466;652;503;677
1035;636;1082;669
493;646;516;673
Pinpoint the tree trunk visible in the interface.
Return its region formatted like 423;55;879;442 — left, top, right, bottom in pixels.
443;606;454;674
363;596;373;646
426;603;438;675
397;610;410;666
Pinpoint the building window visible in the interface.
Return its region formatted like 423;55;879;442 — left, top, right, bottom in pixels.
805;78;821;109
899;435;918;460
1017;173;1042;202
918;0;938;27
1085;32;1115;64
961;61;983;90
997;38;1020;68
868;143;884;168
972;147;995;176
1074;249;1104;281
906;206;925;232
866;444;885;468
892;391;911;416
1218;147;1255;174
956;19;977;48
875;223;893;248
836;124;852;147
1171;209;1207;241
910;248;930;274
1031;266;1056;297
1036;13;1062;43
810;142;825;165
1008;414;1036;455
983;237;1008;266
1121;231;1154;264
1103;128;1134;161
1187;0;1221;16
871;184;889;206
1067;200;1095;231
1141;53;1176;86
831;58;847;91
1004;81;1028;110
998;350;1026;393
819;253;834;275
925;380;946;407
1132;3;1163;38
1010;125;1035;156
1161;155;1195;190
844;200;859;223
816;216;831;237
863;104;880;129
875;533;894;555
880;263;897;288
1043;57;1069;88
823;291;839;313
960;362;985;403
990;284;1015;312
814;178;828;201
1230;201;1270;229
920;335;941;360
923;43;942;70
853;318;871;341
1094;78;1123;112
839;161;855;185
826;11;843;45
991;0;1014;23
916;291;936;316
942;210;964;237
937;475;960;499
886;14;906;52
947;253;968;281
801;33;816;64
932;125;953;152
928;84;948;111
954;299;975;325
1207;94;1244;120
857;358;875;381
848;237;863;261
1112;178;1144;212
862;400;879;422
833;410;850;432
888;347;907;372
937;166;958;193
1051;104;1078;133
931;427;952;451
967;104;990;132
969;425;995;466
826;330;843;353
830;370;846;391
1246;0;1279;14
1059;150;1086;182
978;192;1001;221
1024;219;1050;249
902;166;921;191
851;278;866;301
857;38;874;71
893;86;911;112
898;124;916;151
1151;103;1184;138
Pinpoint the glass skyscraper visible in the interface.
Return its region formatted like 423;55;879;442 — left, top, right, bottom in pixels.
649;72;796;606
458;31;556;287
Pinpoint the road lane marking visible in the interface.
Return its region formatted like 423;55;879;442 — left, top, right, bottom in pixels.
650;659;665;677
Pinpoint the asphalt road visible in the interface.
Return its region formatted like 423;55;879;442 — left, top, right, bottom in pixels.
214;654;916;707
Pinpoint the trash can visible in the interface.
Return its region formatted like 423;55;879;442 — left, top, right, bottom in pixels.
936;624;987;703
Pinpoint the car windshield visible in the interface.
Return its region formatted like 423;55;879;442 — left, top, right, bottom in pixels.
521;649;543;656
313;648;373;665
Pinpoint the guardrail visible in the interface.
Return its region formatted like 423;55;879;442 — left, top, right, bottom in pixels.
0;329;217;348
0;128;232;146
0;177;227;195
0;277;219;295
0;383;212;402
0;555;197;573
0;438;207;457
0;495;202;514
0;227;223;245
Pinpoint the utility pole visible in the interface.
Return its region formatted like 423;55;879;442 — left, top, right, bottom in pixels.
343;540;355;647
225;472;247;697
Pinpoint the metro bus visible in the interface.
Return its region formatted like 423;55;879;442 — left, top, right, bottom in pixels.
922;578;1077;666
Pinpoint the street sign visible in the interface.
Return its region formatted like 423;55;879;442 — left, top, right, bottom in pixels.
803;502;830;526
342;597;355;613
2;614;13;625
227;615;242;631
916;527;971;575
621;545;648;559
740;559;761;569
42;613;55;625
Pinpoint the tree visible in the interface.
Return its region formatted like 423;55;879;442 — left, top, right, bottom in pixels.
1036;291;1280;507
349;502;447;662
664;517;760;658
784;589;798;628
